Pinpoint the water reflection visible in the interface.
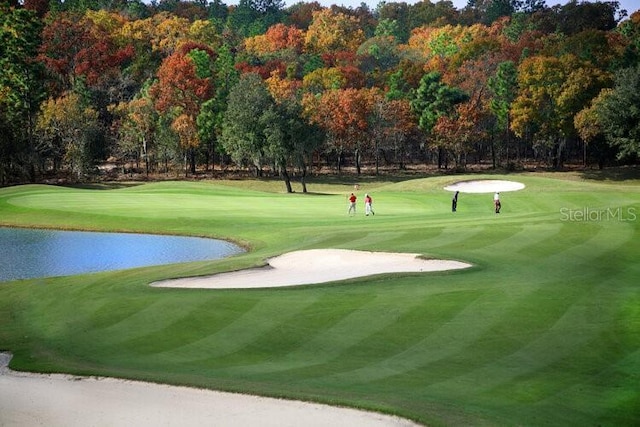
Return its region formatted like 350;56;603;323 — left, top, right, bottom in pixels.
0;227;243;282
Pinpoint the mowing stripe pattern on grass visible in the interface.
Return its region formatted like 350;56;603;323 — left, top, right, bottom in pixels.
1;174;639;426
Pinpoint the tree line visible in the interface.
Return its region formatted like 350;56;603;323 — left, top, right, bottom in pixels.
1;0;639;189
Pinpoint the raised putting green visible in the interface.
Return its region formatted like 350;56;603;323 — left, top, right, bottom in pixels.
0;172;639;425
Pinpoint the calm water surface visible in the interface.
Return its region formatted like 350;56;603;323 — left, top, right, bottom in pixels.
0;227;243;282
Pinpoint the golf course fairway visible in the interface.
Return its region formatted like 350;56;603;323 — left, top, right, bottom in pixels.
0;172;639;425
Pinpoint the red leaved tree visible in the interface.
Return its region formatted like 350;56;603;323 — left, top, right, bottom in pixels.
150;43;214;175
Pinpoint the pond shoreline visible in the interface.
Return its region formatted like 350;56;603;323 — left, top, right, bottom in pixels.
0;226;244;282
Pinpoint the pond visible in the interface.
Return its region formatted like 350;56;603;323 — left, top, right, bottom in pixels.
0;227;244;282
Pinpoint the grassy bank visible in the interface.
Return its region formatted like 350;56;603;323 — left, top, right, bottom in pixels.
1;172;639;425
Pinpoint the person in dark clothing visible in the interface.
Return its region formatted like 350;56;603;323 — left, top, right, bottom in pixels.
452;191;459;212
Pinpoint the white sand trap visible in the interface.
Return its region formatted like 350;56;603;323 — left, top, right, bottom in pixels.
1;251;467;425
444;179;525;193
151;249;471;289
0;353;418;427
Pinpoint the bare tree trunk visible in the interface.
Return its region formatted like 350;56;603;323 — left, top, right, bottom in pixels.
491;137;496;169
300;165;308;193
190;148;196;175
183;152;188;177
282;167;292;193
375;141;379;175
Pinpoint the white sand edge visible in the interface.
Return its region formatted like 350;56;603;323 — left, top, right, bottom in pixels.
0;352;419;427
151;249;471;289
444;179;525;193
1;251;468;425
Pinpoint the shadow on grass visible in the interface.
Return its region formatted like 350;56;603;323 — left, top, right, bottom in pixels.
580;166;640;181
62;182;145;190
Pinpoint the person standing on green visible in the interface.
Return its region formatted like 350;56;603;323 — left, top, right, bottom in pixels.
348;193;357;215
364;193;374;216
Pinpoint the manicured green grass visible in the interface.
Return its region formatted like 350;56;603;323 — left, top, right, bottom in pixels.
1;171;639;425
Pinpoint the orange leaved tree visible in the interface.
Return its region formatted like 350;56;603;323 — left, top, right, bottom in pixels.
150;43;214;176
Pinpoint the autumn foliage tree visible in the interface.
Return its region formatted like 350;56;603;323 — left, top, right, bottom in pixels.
304;87;378;173
574;88;614;168
35;92;100;178
111;86;158;175
369;96;417;172
304;9;365;55
38;12;133;92
150;43;214;175
511;54;611;167
244;23;305;55
1;0;638;185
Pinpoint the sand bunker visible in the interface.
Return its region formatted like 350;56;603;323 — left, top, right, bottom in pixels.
0;251;469;425
0;353;418;427
151;249;471;289
444;179;525;193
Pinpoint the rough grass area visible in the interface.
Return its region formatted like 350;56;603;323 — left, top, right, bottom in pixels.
1;172;639;426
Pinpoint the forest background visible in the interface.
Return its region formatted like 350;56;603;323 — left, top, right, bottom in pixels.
1;0;639;190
